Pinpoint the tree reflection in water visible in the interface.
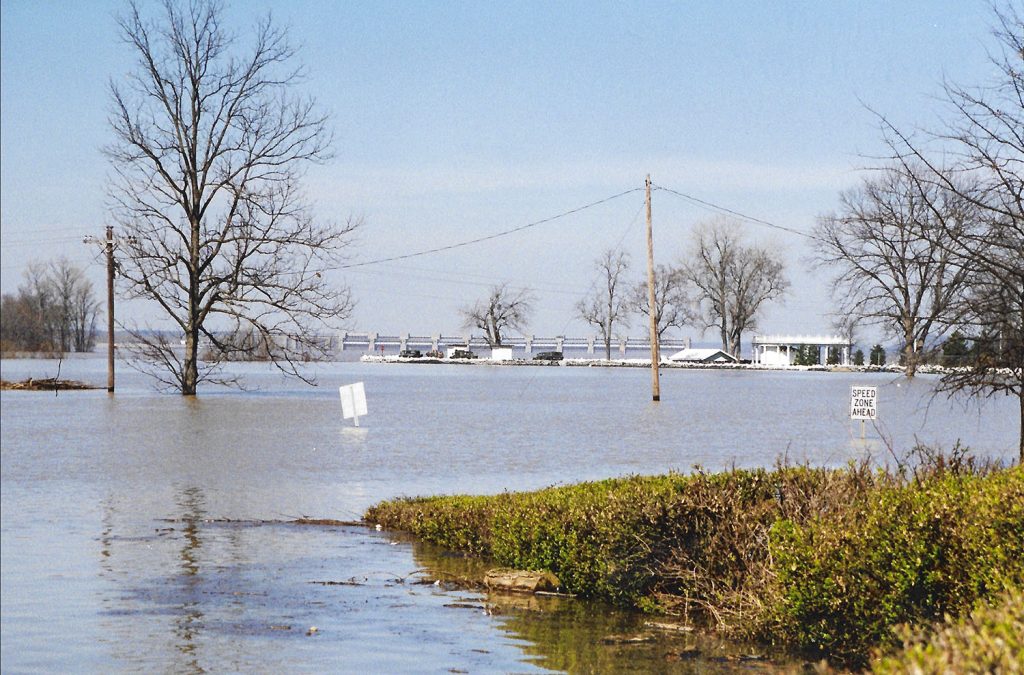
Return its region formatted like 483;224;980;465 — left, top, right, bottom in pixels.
96;486;209;675
172;486;205;673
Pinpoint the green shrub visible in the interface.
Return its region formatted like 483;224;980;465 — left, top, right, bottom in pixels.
364;461;1024;666
872;587;1024;673
768;469;1024;664
366;493;496;555
365;468;872;609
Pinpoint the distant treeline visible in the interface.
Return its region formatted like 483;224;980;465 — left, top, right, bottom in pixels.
1;259;100;354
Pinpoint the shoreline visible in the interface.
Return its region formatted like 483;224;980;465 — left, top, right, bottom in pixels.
366;461;1023;670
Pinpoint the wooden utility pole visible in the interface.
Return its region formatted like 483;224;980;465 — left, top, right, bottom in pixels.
645;175;660;401
105;225;115;393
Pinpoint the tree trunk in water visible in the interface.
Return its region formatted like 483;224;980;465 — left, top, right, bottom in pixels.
904;347;919;378
182;328;198;396
903;325;918;378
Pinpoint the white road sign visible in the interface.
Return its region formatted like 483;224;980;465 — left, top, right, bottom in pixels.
339;382;368;426
850;386;877;420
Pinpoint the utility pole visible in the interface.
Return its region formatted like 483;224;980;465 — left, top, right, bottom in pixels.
86;228;116;392
105;225;115;393
645;175;660;401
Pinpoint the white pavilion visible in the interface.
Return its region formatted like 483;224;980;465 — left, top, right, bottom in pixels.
752;334;854;366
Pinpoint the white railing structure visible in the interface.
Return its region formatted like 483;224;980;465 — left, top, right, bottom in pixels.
337;332;690;356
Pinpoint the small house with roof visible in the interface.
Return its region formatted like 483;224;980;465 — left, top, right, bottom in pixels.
668;348;738;364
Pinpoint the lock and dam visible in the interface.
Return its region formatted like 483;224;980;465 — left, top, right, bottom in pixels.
335;332;691;356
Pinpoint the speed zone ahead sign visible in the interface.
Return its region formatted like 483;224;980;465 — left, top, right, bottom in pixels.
851;386;877;420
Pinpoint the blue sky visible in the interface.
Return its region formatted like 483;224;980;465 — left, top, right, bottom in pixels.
0;1;1000;350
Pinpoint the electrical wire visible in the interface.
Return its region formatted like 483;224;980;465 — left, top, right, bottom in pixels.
652;183;819;241
1;235;89;246
334;187;644;270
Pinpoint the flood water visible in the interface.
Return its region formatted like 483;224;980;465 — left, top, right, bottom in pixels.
1;356;1017;673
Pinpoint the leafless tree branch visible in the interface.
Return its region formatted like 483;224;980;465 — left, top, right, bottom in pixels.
106;0;356;394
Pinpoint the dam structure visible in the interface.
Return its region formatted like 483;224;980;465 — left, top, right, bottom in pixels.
338;332;691;357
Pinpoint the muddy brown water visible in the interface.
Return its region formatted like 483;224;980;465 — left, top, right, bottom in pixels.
1;357;1016;672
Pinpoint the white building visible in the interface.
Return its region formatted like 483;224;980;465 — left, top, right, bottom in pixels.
490;347;514;361
752;335;853;366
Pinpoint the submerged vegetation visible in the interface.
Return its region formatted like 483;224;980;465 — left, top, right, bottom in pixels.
366;451;1023;667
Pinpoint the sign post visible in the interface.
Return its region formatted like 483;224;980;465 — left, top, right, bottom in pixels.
850;385;877;440
339;382;368;427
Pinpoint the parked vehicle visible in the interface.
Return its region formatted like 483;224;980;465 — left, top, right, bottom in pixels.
533;351;563;361
399;349;422;358
424;349;444;359
450;349;477;359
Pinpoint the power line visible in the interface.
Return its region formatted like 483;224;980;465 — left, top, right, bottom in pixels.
1;235;89;246
346;265;584;297
335;187;644;270
652;183;818;241
3;224;87;233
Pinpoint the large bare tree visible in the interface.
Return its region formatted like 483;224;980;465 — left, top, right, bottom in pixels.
106;0;356;394
629;264;696;341
679;218;788;359
813;165;975;377
461;283;535;347
877;4;1024;460
577;249;631;360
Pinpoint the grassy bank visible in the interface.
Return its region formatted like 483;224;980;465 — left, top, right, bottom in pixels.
365;456;1023;667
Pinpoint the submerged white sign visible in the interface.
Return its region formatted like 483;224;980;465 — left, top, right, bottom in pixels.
850;386;877;420
339;382;368;426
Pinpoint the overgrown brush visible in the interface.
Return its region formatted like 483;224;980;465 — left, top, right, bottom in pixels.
871;586;1023;673
767;467;1023;663
365;451;1023;666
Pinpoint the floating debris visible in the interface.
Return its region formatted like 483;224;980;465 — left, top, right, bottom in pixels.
484;568;561;594
1;378;96;391
644;621;694;633
443;603;486;610
664;648;701;662
601;634;656;645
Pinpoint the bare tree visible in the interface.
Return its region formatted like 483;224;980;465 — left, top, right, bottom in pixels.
21;262;60;349
813;165;975;377
47;258;102;353
629;264;696;341
0;259;100;354
1;264;54;353
876;4;1024;459
679;218;788;359
577;249;631;360
106;0;357;394
461;283;534;347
